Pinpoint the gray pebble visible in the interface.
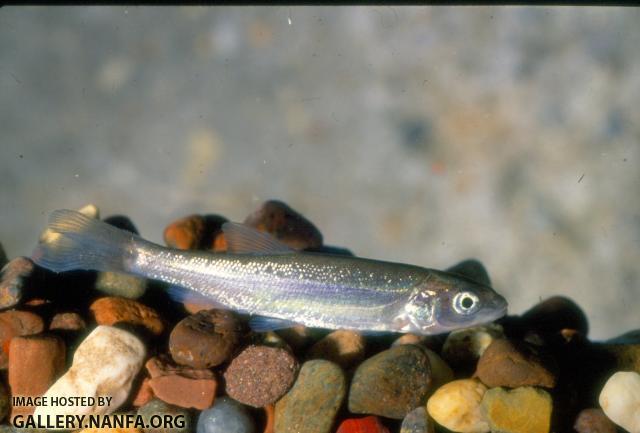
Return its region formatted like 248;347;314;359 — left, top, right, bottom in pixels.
197;397;255;433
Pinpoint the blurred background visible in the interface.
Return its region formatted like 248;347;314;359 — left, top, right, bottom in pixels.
1;6;638;339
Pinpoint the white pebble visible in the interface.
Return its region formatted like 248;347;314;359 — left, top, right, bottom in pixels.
427;379;490;433
599;371;640;433
34;326;145;422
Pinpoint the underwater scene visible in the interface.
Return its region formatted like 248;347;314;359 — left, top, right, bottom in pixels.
1;6;640;433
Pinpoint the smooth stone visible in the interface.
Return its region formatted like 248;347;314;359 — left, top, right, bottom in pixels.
520;296;589;336
34;326;145;418
306;329;366;370
0;310;44;368
197;397;255;433
349;344;432;419
95;272;147;300
400;407;435;433
8;334;66;419
244;200;323;250
600;343;640;373
599;371;640;433
263;404;275;433
164;214;227;251
224;345;299;408
441;324;504;373
132;377;155;407
481;387;552;433
427;379;489;433
169;309;241;368
336;416;390;433
0;257;33;310
49;312;87;331
276;325;322;352
138;398;191;433
145;356;217;410
573;408;617;433
393;338;453;393
476;339;556;388
275;360;346;433
90;297;163;335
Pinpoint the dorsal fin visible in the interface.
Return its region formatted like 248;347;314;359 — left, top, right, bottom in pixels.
221;222;296;254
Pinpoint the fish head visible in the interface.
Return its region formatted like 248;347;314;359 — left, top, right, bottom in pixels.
401;270;508;334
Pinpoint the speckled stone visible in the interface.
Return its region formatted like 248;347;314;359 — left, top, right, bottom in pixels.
274;360;346;433
169;309;241;368
0;257;33;310
481;387;552;433
306;329;366;370
90;297;163;335
476;339;556;388
49;312;86;331
336;416;390;433
441;324;504;373
224;345;298;408
138;398;191;433
164;214;208;250
599;371;640;433
349;344;432;420
427;379;489;433
197;397;255;433
95;272;147;300
573;408;616;433
400;407;434;433
244;200;323;250
0;310;44;368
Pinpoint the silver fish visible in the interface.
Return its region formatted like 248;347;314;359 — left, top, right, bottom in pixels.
32;209;508;335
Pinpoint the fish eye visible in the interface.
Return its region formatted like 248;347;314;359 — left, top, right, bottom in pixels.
453;291;479;315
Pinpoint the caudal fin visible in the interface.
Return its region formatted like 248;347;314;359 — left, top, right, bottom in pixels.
32;209;139;273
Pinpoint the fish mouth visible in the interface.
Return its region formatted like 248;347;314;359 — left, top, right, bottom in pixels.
486;295;508;320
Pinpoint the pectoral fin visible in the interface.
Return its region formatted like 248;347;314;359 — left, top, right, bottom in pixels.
249;315;298;332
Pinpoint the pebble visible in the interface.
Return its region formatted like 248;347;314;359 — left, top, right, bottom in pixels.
90;296;164;335
138;398;191;433
600;343;640;373
423;347;453;392
573;408;617;433
274;360;346;433
169;309;241;368
0;380;9;423
475;339;556;388
349;344;432;419
263;404;275;433
164;214;208;250
224;345;299;408
197;396;255;433
441;324;504;373
132;377;155;407
244;200;323;250
599;371;640;433
0;310;44;368
145;356;217;410
400;407;434;433
520;296;589;336
426;379;489;433
34;325;145;417
95;272;148;300
336;416;390;433
306;329;366;370
481;387;552;433
49;312;86;331
8;334;66;418
0;257;33;310
276;325;321;352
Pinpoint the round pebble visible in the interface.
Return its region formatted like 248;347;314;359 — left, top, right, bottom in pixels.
400;407;434;433
275;360;346;433
521;296;589;336
0;310;44;368
476;339;556;388
169;309;241;368
138;399;191;433
0;257;33;310
49;312;86;331
481;387;552;433
306;329;366;370
197;397;255;433
90;296;163;335
441;324;504;373
573;408;616;433
349;344;432;419
426;379;489;433
164;214;208;250
599;371;640;433
95;272;147;299
224;345;299;408
336;416;390;433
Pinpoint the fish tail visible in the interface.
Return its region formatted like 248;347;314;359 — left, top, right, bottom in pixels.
32;209;138;273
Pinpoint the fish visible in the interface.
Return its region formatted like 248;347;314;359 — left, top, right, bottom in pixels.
31;209;508;335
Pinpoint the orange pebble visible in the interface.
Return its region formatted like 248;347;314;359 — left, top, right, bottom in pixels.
336;416;390;433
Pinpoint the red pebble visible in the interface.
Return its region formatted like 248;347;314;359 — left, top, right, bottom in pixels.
336;416;390;433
